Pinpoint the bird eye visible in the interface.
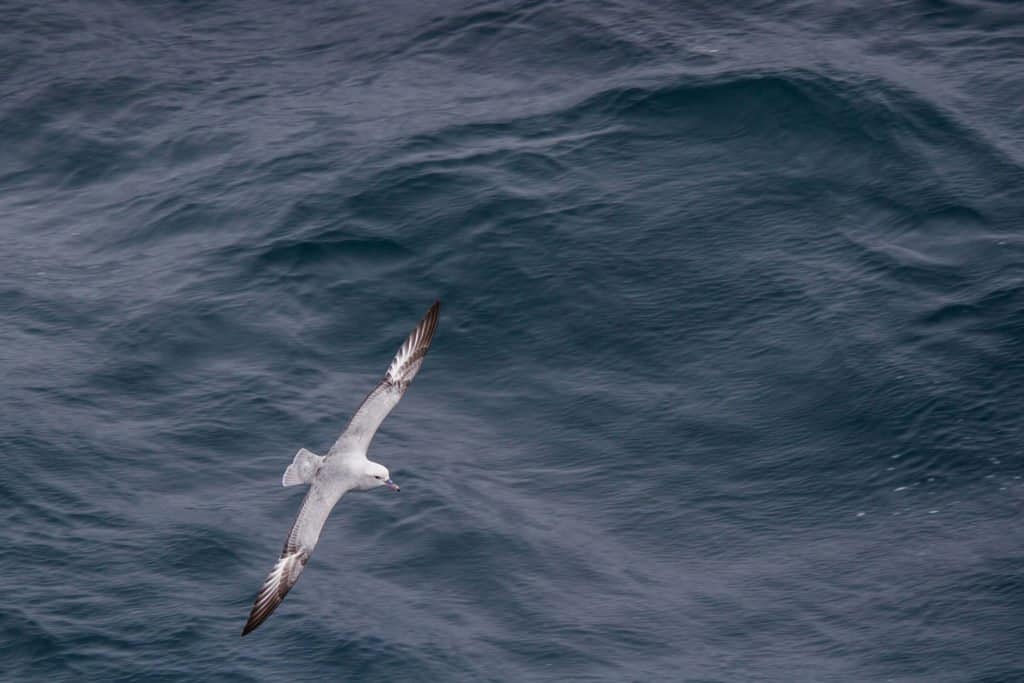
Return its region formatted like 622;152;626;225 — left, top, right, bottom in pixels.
374;475;382;480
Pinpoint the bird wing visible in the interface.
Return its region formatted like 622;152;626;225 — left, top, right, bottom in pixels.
241;483;343;636
329;300;440;458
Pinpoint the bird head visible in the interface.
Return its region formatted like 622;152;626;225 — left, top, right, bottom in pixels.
363;461;399;492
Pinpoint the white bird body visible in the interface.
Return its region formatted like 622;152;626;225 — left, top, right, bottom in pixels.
242;301;441;636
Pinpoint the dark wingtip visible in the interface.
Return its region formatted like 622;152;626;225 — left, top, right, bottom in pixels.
241;610;264;636
418;300;441;346
241;591;279;637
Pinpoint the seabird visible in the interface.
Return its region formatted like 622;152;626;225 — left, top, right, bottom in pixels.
241;300;441;636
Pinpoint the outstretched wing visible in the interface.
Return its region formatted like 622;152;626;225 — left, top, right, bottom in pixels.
329;300;440;457
241;484;342;636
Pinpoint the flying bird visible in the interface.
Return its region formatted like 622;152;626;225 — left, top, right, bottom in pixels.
242;300;441;636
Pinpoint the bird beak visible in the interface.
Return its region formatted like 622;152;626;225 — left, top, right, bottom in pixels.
384;478;400;492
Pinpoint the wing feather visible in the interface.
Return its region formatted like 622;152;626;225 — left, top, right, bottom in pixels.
241;484;342;636
242;549;309;636
330;301;440;456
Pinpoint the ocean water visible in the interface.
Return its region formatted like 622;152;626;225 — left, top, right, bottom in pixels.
2;1;1023;680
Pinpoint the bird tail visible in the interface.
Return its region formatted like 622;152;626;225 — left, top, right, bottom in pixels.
282;448;324;487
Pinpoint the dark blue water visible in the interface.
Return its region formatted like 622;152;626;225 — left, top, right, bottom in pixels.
3;1;1023;680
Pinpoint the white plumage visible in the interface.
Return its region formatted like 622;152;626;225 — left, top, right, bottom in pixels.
242;301;441;636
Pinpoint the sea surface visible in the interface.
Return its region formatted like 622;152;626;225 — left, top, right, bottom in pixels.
2;1;1023;681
